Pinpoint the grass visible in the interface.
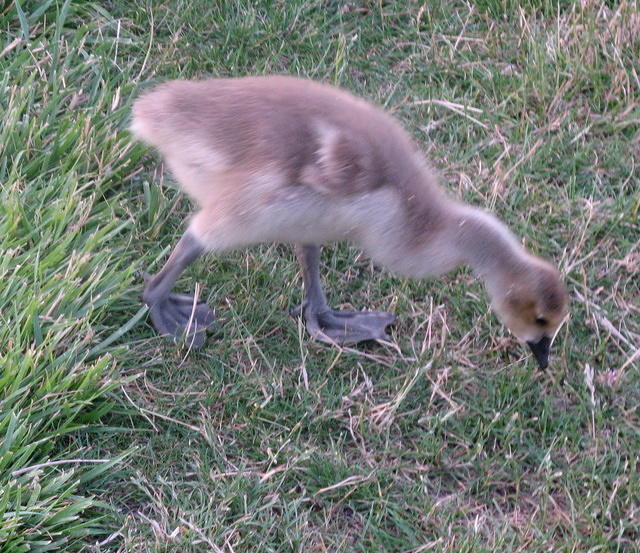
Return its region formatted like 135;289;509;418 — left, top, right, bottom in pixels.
1;0;638;551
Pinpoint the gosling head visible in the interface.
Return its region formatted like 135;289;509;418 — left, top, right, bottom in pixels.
489;257;568;369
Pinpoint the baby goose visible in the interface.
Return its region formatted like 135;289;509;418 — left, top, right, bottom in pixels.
131;75;567;368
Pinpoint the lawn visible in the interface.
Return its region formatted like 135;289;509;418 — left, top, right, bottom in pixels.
1;0;638;551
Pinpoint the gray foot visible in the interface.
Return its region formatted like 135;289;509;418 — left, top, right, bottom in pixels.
147;293;216;348
293;304;395;344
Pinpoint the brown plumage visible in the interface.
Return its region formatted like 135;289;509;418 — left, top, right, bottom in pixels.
131;75;568;368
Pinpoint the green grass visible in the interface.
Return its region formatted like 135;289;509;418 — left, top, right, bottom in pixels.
1;0;639;551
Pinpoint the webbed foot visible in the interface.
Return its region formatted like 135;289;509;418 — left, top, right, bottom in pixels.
147;293;216;348
294;304;395;344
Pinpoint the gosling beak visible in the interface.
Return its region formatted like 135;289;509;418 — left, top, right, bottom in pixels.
526;336;551;369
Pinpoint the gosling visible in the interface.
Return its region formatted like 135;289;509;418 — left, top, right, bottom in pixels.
131;75;568;369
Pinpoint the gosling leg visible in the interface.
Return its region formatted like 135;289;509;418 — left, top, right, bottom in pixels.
293;244;395;344
143;231;216;348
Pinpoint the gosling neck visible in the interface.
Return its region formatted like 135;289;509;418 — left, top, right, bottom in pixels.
448;203;527;284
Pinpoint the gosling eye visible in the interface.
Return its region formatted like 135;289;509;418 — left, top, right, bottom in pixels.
535;316;548;327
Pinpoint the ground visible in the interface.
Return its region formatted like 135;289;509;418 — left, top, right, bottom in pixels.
0;1;638;552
